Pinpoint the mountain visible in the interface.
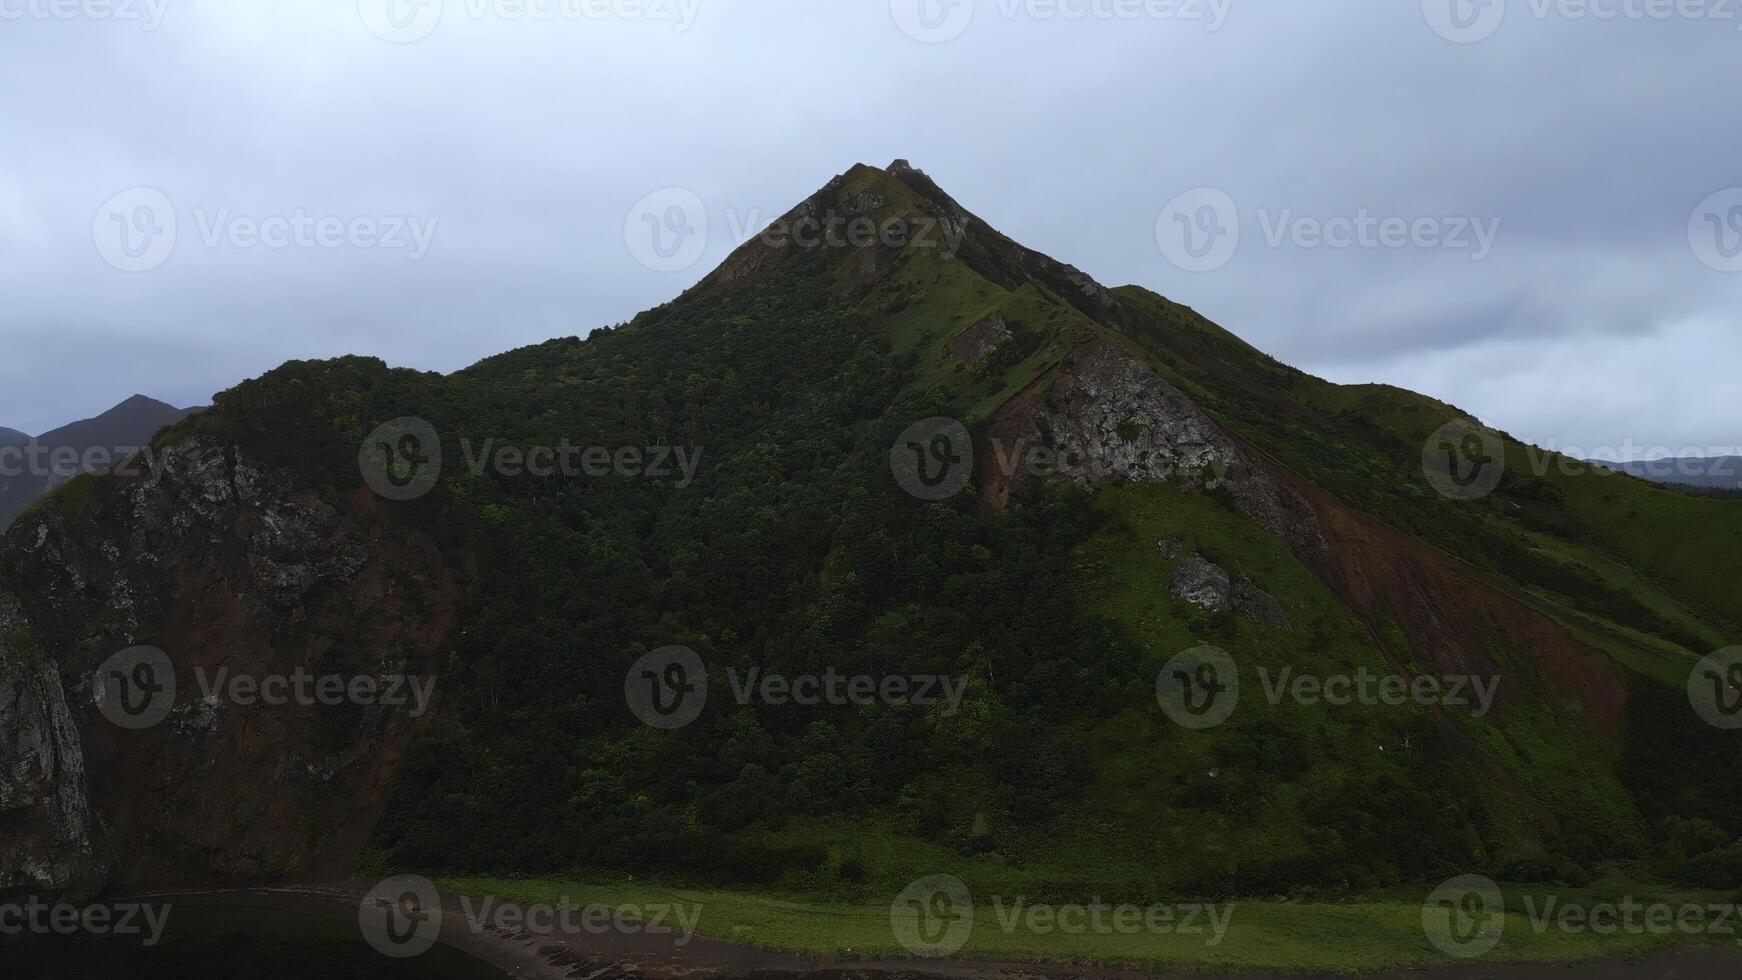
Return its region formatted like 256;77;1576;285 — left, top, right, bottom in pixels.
2;161;1738;907
0;395;200;531
1594;456;1742;492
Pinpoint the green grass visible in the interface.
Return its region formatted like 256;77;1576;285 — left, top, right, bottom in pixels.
1541;456;1742;626
865;250;1084;428
1058;483;1524;882
1502;528;1714;687
15;471;96;524
435;874;1742;973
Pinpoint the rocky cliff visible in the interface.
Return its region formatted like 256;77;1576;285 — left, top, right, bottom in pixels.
0;436;458;892
0;585;103;896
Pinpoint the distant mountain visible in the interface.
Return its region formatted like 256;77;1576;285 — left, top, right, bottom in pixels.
1594;456;1742;491
0;395;200;529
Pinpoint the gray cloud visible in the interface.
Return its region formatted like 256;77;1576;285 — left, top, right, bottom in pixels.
1;0;1738;454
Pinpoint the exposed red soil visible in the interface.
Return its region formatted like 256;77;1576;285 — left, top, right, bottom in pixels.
1259;457;1627;734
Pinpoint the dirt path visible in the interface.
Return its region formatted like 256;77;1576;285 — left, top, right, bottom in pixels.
118;885;1742;980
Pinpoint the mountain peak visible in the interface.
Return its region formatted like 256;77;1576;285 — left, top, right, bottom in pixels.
0;394;200;529
107;394;180;415
690;159;1122;323
36;394;196;451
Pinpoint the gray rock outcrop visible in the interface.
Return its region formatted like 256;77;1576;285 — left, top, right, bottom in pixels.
988;340;1328;568
0;587;103;896
1170;553;1292;630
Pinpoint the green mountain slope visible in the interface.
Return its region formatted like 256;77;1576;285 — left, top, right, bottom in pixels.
9;162;1741;909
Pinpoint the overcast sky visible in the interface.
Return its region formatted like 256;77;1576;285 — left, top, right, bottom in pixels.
2;0;1739;458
